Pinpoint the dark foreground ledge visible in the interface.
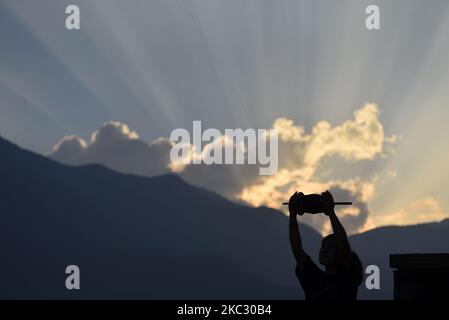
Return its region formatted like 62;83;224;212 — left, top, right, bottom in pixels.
390;254;449;300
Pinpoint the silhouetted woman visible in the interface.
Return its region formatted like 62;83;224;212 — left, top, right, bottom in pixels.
288;191;363;300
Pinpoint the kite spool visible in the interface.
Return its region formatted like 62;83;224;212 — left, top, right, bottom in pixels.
282;193;352;214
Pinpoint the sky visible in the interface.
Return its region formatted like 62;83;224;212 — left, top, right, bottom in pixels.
1;0;449;234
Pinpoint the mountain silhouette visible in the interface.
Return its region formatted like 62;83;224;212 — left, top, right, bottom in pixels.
0;135;447;299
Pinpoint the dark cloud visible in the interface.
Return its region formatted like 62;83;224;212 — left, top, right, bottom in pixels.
180;163;261;198
49;121;173;177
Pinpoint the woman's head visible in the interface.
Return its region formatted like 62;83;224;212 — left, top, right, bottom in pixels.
319;234;340;266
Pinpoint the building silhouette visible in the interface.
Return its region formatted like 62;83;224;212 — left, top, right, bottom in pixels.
390;254;449;299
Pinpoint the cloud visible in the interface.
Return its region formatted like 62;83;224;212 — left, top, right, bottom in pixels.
49;104;398;234
239;103;388;234
375;197;448;227
273;103;385;170
49;121;173;177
